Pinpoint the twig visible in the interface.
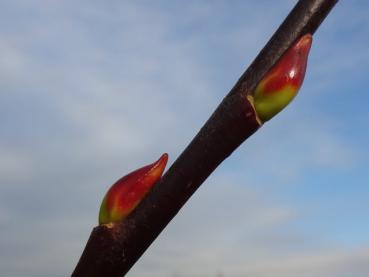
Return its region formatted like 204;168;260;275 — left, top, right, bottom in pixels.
72;1;338;276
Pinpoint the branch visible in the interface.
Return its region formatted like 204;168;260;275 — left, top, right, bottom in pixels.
72;1;338;276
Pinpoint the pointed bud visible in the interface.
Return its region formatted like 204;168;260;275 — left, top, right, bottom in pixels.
253;34;313;122
99;153;168;225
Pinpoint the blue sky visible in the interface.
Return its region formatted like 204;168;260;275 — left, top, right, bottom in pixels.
1;1;369;276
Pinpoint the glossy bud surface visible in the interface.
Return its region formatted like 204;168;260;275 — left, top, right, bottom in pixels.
99;153;168;225
253;34;312;122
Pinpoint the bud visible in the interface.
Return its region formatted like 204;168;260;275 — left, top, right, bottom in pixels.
99;153;168;225
253;34;313;122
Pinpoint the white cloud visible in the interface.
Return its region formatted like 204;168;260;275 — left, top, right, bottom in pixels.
0;1;368;277
0;148;34;183
130;179;369;277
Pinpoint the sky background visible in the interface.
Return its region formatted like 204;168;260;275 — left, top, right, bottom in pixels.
1;0;369;276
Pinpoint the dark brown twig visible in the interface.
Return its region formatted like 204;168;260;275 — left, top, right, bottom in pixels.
72;1;338;276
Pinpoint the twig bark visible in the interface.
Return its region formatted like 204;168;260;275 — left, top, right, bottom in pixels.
72;1;338;276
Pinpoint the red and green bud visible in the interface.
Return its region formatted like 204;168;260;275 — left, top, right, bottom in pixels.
253;34;313;122
99;153;168;225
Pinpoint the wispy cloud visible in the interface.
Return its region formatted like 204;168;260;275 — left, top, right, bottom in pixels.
1;1;369;277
